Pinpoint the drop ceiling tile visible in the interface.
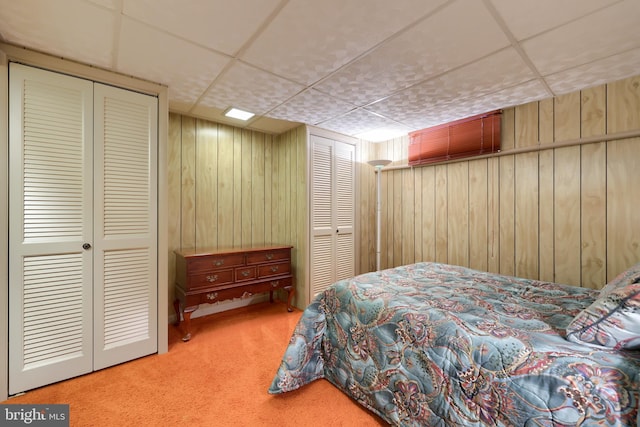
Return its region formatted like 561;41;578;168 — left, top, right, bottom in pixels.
319;108;412;137
523;0;640;76
198;61;305;115
241;0;449;86
367;48;537;127
249;116;302;135
122;0;281;55
544;47;640;95
490;0;619;40
86;0;119;9
450;79;550;119
315;0;511;105
117;17;231;105
169;100;194;115
0;0;115;68
268;89;356;125
369;77;548;130
400;80;549;130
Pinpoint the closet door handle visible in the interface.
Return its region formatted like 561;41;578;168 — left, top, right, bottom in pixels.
82;243;91;250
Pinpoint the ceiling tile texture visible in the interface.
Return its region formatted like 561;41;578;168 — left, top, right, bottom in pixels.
1;0;638;137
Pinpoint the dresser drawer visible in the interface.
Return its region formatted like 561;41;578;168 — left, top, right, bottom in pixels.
189;269;235;289
189;253;245;272
197;286;247;305
246;248;290;265
234;266;257;282
249;277;293;294
257;261;290;278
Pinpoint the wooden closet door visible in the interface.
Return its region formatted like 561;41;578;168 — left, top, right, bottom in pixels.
8;63;94;394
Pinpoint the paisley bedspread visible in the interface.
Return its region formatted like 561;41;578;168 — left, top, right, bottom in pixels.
269;262;640;426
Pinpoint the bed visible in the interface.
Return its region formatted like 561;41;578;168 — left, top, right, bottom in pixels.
269;262;640;426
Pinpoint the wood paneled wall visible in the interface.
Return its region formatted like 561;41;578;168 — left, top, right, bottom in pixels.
366;75;640;288
168;115;307;315
356;139;376;274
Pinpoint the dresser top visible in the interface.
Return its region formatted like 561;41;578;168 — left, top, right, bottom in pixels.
175;245;293;258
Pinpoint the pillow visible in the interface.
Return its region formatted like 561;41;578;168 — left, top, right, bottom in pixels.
598;262;640;298
566;263;640;350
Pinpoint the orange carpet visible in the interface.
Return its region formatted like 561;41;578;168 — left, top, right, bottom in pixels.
3;301;387;426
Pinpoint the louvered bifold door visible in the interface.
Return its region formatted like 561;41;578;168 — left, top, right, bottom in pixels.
8;64;94;394
92;83;158;370
334;141;355;282
310;135;335;297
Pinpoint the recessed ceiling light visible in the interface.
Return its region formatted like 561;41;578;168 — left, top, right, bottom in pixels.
224;107;255;121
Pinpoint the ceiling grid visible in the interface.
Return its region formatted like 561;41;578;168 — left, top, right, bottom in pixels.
0;0;637;138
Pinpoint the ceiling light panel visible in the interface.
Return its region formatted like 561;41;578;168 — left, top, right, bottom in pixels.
198;61;304;114
240;0;449;86
117;17;231;105
224;107;254;120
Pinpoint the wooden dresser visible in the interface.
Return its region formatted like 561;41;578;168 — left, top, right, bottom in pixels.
173;245;295;341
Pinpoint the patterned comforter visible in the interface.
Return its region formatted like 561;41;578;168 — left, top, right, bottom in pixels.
269;262;640;426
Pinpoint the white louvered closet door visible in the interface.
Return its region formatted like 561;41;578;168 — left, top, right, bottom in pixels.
334;141;355;282
310;136;334;297
93;83;157;370
309;135;355;299
8;64;158;394
9;64;94;394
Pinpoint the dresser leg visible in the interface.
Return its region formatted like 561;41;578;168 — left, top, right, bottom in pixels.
181;306;197;342
173;299;194;341
285;286;295;312
173;298;181;326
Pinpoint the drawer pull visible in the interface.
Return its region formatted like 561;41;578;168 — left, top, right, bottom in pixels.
206;274;218;282
271;280;280;288
206;292;218;300
240;269;251;277
213;259;224;267
270;266;279;272
266;253;274;260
